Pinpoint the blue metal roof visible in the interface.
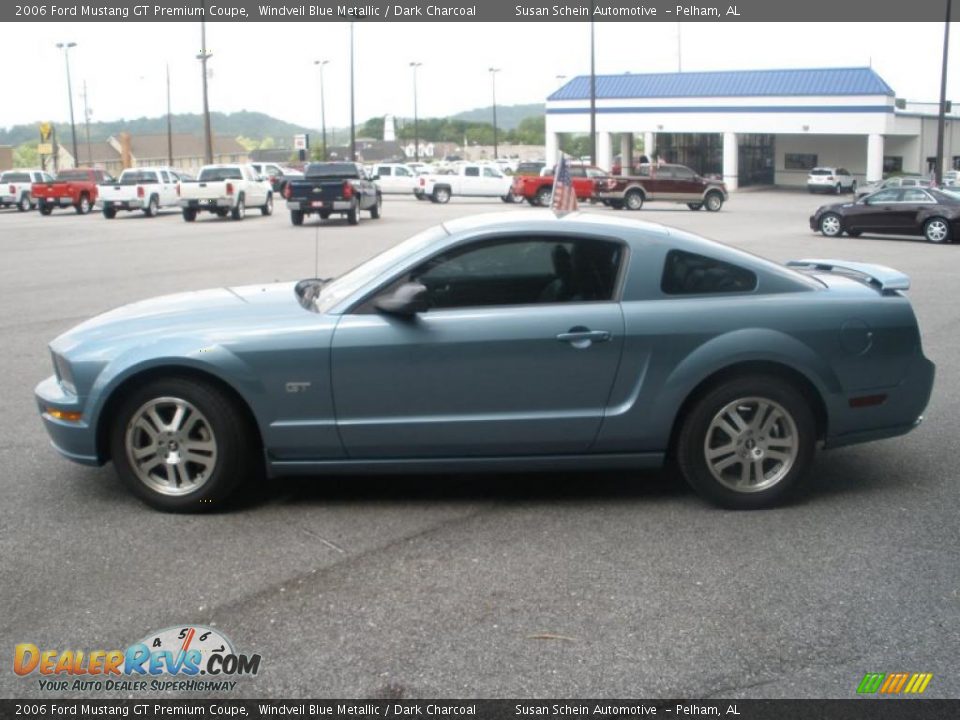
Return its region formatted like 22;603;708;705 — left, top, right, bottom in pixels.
547;67;895;101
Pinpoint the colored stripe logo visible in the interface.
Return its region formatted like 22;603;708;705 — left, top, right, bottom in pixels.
857;672;933;694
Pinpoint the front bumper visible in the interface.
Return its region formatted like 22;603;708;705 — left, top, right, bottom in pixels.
34;375;101;465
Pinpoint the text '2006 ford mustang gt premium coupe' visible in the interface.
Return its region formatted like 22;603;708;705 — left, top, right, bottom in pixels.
35;212;935;512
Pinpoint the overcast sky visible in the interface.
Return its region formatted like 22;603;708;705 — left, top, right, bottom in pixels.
2;22;958;133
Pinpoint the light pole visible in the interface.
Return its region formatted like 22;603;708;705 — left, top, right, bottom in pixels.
349;22;356;162
197;11;214;165
589;19;596;166
166;64;174;166
56;42;79;166
935;0;952;186
489;67;500;159
410;62;422;162
82;80;92;166
314;60;329;160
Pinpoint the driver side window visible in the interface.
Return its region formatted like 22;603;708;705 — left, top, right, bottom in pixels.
867;189;902;204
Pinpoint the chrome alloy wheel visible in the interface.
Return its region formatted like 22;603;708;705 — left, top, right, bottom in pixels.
820;214;841;236
703;397;799;493
124;396;218;496
925;218;949;243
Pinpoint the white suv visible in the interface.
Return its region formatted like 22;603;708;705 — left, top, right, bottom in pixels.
807;167;857;194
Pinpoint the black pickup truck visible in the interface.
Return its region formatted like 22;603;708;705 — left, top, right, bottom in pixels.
283;162;382;226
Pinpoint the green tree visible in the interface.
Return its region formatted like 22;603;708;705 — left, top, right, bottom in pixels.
514;115;545;145
13;143;38;168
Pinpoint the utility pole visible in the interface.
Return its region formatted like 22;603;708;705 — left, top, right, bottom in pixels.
410;62;422;162
314;60;329;160
489;67;500;159
56;42;79;166
197;8;214;165
589;19;596;166
935;0;952;186
349;22;356;162
82;80;92;165
166;64;174;166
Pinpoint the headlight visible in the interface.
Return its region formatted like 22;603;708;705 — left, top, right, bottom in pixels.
52;352;77;395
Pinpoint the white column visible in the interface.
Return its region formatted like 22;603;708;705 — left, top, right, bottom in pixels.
644;131;656;161
597;132;613;172
722;132;738;191
545;132;559;166
620;134;631;175
866;134;884;183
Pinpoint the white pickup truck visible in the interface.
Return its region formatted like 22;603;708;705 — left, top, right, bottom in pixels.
178;164;273;221
1;169;51;211
372;163;419;195
413;163;516;203
99;167;183;218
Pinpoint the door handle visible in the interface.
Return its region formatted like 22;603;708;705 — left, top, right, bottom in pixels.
556;328;611;348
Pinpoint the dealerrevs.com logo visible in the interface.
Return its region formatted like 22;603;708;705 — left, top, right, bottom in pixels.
14;625;262;693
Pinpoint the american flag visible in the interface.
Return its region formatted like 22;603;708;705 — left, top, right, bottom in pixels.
551;156;578;217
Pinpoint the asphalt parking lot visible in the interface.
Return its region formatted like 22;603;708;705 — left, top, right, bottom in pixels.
1;190;958;699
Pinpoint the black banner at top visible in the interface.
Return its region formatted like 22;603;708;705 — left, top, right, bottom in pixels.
4;0;960;22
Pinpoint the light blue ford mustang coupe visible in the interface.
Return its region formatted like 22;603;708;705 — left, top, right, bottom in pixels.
36;212;935;512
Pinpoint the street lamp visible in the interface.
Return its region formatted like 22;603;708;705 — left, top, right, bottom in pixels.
55;42;79;166
410;62;422;162
589;19;596;166
196;12;214;165
488;67;500;159
314;60;329;160
349;22;356;162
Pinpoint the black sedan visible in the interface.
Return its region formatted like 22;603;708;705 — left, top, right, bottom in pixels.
810;187;960;244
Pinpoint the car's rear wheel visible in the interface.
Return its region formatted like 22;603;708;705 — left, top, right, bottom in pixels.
687;202;703;211
290;209;304;226
705;191;724;212
370;194;382;218
819;212;842;237
261;193;273;216
110;377;257;512
624;189;644;211
231;195;245;220
923;217;951;244
676;376;815;509
102;206;117;219
18;194;32;212
182;208;197;222
76;195;91;214
347;199;360;225
143;195;159;218
39;203;52;216
535;187;552;207
433;187;451;204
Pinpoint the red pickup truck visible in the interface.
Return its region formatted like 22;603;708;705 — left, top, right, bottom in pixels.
511;163;610;206
32;168;112;215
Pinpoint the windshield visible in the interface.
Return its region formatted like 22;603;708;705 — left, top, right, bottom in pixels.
118;170;159;184
305;162;361;179
1;172;30;182
932;189;960;203
314;224;448;313
55;170;89;181
198;167;242;181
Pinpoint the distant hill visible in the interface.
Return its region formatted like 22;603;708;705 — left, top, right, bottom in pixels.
0;111;315;148
450;103;545;130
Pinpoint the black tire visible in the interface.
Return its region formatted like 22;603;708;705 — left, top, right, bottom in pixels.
704;191;724;212
687;202;703;211
18;194;32;212
818;212;842;237
609;200;624;210
261;193;273;216
923;217;952;244
370;194;382;219
290;209;304;226
230;195;245;221
675;375;816;510
624;189;644;211
215;208;229;218
347;199;360;225
182;208;197;222
143;195;159;218
102;206;117;219
535;187;552;207
526;196;539;206
75;194;91;214
109;376;258;513
39;204;52;216
432;186;451;204
501;191;515;203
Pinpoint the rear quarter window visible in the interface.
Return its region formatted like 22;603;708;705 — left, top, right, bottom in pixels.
661;250;758;295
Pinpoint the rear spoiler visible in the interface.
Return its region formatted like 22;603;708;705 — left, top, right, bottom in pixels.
786;258;910;291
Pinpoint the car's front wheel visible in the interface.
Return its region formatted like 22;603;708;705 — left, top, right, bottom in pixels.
370;194;382;218
18;194;32;212
261;193;274;216
819;212;842;237
676;375;816;509
110;377;257;512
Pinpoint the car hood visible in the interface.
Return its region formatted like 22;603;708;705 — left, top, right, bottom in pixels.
51;281;305;356
816;200;857;213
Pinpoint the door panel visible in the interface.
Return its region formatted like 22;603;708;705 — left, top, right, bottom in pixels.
331;303;625;458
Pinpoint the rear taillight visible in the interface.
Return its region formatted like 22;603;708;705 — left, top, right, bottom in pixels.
226;182;234;195
419;177;425;186
136;186;145;198
283;184;292;199
8;185;14;194
342;181;353;199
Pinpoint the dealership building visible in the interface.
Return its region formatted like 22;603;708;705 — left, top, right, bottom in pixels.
545;67;960;189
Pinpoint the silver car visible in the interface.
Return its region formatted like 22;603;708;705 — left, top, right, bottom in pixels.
855;175;931;199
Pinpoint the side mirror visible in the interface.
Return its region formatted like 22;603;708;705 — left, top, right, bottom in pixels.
375;282;429;317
